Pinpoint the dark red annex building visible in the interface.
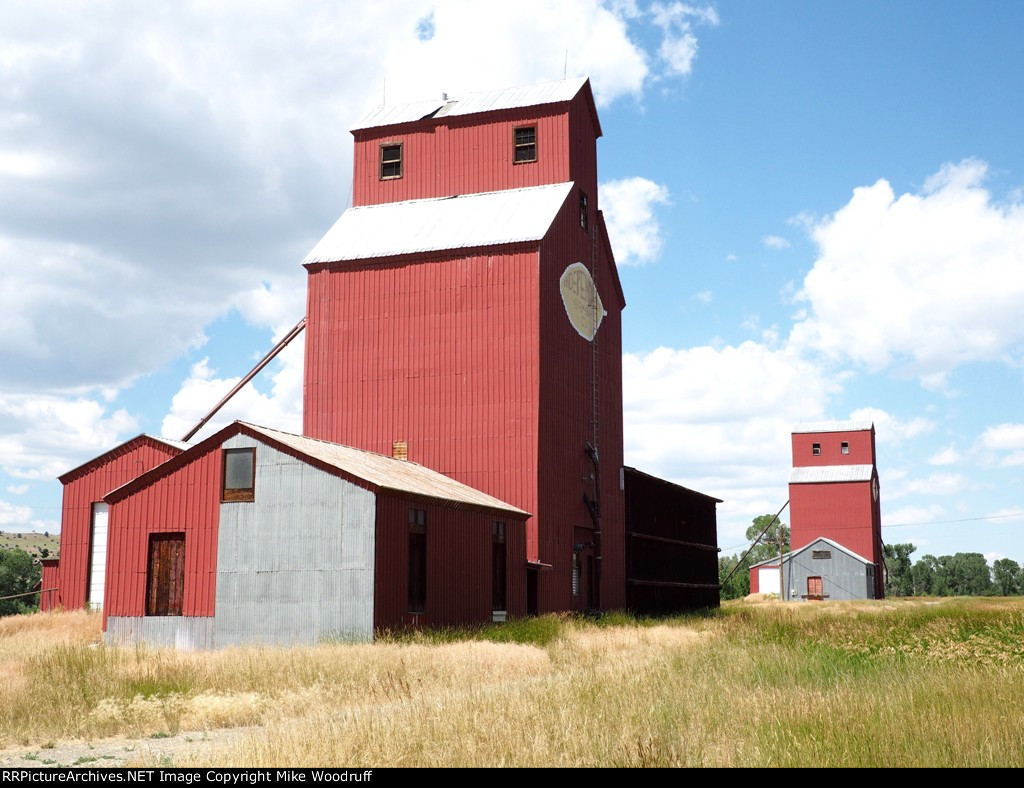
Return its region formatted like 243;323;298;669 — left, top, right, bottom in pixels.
750;421;883;600
42;78;721;645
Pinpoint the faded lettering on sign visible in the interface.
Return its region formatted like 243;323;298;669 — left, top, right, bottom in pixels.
560;262;606;341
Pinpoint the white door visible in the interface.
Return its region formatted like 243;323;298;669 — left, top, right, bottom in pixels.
758;567;780;596
87;503;108;610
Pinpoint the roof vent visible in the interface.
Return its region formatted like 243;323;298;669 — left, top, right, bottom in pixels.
392;440;408;461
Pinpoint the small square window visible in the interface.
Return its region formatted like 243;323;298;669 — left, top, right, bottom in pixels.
812;443;821;456
579;191;589;231
222;448;255;502
841;441;849;455
514;126;536;163
380;143;402;180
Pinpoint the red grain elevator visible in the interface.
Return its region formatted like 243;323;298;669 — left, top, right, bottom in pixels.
302;78;626;613
789;421;884;598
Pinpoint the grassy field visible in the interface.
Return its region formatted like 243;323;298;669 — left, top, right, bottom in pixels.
0;530;60;559
2;597;1023;767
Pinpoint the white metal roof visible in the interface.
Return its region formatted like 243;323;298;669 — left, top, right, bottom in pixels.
750;537;874;569
353;77;588;131
789;464;875;484
302;182;572;265
793;420;874;434
242;423;529;516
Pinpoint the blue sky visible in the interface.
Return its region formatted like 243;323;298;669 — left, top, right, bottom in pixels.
1;1;1022;568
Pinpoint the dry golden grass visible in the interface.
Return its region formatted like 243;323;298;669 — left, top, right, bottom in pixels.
3;598;1024;766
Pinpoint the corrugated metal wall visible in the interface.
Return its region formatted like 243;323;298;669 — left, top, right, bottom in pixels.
373;495;527;630
789;480;884;597
792;428;874;467
304;247;542;556
352;107;571;206
781;539;874;601
212;435;376;645
306;87;627;614
103;450;221;626
55;439;181;611
39;559;60;612
105;616;215;650
536;198;625;611
623;469;720;613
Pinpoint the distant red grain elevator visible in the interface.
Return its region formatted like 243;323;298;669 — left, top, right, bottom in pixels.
303;78;625;613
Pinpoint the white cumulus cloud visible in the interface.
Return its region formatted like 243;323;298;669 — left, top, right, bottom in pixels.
762;235;791;250
790;159;1024;382
600;177;671;265
651;2;720;77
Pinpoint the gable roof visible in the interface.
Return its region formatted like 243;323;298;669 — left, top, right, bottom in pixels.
302;182;573;266
793;420;874;434
353;77;595;133
58;435;189;485
105;422;529;518
750;537;874;569
622;466;723;503
789;464;874;484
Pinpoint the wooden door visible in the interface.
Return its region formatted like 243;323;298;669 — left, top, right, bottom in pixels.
146;533;185;616
807;576;823;598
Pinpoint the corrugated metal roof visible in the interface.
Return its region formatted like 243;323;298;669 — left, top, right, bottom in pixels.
154;436;191;451
242;423;529;516
750;537;873;568
302;182;572;265
793;420;874;434
352;77;588;131
789;464;875;484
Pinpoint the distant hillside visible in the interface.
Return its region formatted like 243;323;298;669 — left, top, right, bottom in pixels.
0;531;60;560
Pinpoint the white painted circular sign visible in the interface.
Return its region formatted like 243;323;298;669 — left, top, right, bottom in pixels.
559;262;606;341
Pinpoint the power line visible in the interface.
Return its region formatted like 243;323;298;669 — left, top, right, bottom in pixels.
884;512;1024;528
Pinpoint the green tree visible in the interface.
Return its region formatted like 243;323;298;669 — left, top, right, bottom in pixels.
911;556;937;595
718;554;750;600
745;514;790;566
716;514;789;600
0;548;41;616
944;553;993;596
883;543;917;596
992;558;1022;596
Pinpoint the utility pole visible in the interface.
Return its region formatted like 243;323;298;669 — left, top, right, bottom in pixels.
779;518;785;601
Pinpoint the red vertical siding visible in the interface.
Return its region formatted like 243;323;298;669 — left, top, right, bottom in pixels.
352;107;572;206
103;450;221;626
39;559;60;612
536;201;625;611
792;428;875;467
308;82;625;614
304;249;542;558
55;439;182;610
373;495;527;631
789;480;883;586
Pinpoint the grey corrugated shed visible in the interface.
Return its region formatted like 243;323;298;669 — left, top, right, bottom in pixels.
302;183;572;265
353;77;588;131
750;536;873;569
793;420;874;433
789;464;874;484
241;423;529;516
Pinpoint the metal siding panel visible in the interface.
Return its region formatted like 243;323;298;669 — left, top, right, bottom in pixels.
792;428;875;467
212;436;375;645
104;616;215;650
353;109;571;206
105;450;220;620
57;440;180;612
784;539;872;601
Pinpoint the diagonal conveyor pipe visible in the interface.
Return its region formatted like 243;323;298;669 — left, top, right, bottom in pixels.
181;317;306;442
